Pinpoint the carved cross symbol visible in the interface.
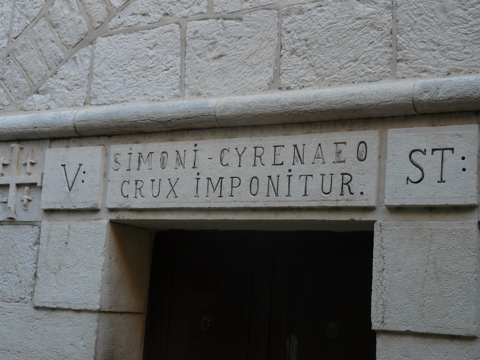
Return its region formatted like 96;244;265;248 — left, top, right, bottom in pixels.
22;187;33;210
0;144;42;220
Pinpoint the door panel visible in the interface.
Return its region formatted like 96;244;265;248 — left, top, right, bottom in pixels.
144;231;375;360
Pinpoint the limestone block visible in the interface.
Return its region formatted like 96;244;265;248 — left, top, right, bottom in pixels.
0;1;12;52
385;125;478;206
35;222;152;313
0;304;98;360
11;0;44;39
109;0;128;11
91;25;180;105
377;333;480;360
12;35;48;86
49;0;89;49
79;0;108;28
281;1;391;89
32;18;64;71
100;224;152;312
372;222;479;336
34;222;108;310
110;0;207;29
96;312;146;359
41;144;103;209
397;0;480;78
23;46;91;111
213;0;281;13
185;10;277;97
0;56;31;101
0;226;39;303
0;86;10;110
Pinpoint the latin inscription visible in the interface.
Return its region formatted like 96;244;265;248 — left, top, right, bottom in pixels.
107;131;379;208
385;125;478;206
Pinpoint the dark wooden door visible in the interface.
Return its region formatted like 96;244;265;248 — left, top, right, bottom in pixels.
143;231;375;360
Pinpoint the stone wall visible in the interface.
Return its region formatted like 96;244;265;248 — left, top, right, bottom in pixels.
1;0;479;112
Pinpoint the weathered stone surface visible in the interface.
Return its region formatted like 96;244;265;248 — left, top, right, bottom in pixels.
377;333;480;360
109;0;128;11
96;312;146;359
34;221;108;310
35;221;152;313
186;10;277;97
11;0;45;39
100;223;152;312
0;226;39;303
110;0;207;29
49;0;89;49
23;46;91;111
32;17;64;70
372;222;479;336
281;1;391;89
397;0;480;78
385;125;478;206
213;0;281;13
107;131;379;208
0;1;12;52
0;86;11;110
0;56;31;101
41;144;103;209
91;25;180;105
12;34;48;86
0;304;98;360
79;0;108;28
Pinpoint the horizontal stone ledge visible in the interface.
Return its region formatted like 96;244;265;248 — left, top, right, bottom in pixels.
1;75;480;141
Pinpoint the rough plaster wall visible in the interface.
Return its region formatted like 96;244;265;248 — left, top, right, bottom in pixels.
0;0;479;112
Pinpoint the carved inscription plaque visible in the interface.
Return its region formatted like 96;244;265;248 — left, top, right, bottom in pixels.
385;125;478;206
107;131;379;209
41;146;105;209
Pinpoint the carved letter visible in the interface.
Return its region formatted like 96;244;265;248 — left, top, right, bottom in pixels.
292;144;305;165
253;146;265;167
273;145;284;166
340;173;354;196
112;153;122;171
357;141;367;162
61;163;83;192
312;144;326;164
235;147;247;168
207;177;224;198
267;175;280;197
229;177;241;197
167;178;179;198
220;148;229;167
299;174;313;197
333;142;347;163
160;152;168;169
121;180;130;198
431;148;454;183
151;179;161;198
320;173;334;195
250;176;259;196
175;150;186;169
138;152;153;170
406;149;426;185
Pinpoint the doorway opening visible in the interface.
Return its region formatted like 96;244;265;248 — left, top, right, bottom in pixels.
143;230;375;359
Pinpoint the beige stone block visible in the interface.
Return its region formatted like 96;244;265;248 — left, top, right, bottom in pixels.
32;18;64;71
12;35;48;86
397;0;480;78
0;86;10;110
96;312;146;359
49;0;89;49
110;0;207;29
0;1;12;52
23;46;91;111
281;1;391;89
91;25;180;105
0;225;40;303
385;125;478;206
213;0;281;13
0;304;98;360
41;144;104;209
11;0;44;38
0;56;31;101
34;221;152;313
377;333;480;360
79;0;108;28
185;10;277;97
372;221;479;336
